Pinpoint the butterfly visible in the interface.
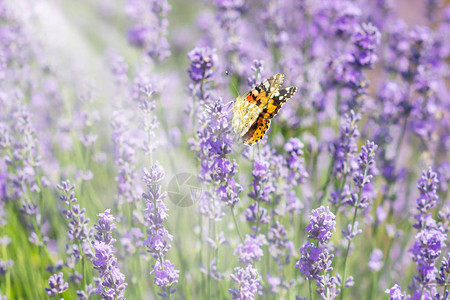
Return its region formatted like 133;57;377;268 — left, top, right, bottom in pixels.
231;74;297;145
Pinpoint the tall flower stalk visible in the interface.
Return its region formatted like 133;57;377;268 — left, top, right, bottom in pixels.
142;164;179;299
296;206;338;299
340;141;378;299
92;209;127;299
57;180;95;297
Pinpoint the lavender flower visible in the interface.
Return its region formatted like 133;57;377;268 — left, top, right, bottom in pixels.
331;110;361;178
150;259;179;287
0;259;12;275
125;0;171;61
229;264;263;299
45;272;68;297
234;234;266;264
437;253;450;287
403;167;448;299
244;202;270;225
92;210;127;299
247;59;264;88
385;20;410;75
248;159;275;204
333;2;361;38
305;206;336;243
413;167;440;229
215;0;245;30
142;163;179;295
267;221;295;265
57;180;91;244
110;109;139;205
187;47;218;83
368;249;383;272
296;242;332;280
76;284;96;300
214;0;245;74
352;140;378;188
385;284;407;300
187;46;219;140
194;99;242;209
296;206;338;298
284;138;309;186
408;26;432;75
410;223;447;282
94;209;117;245
57;180;94;291
350;23;381;68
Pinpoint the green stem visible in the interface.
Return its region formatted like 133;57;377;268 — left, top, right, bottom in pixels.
231;207;244;243
420;283;426;299
339;167;366;300
156;95;176;174
312;109;319;202
442;273;449;298
206;223;211;299
0;240;10;296
333;173;348;216
318;156;335;205
393;116;408;167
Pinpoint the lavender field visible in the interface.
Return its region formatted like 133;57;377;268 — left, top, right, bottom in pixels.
0;0;449;299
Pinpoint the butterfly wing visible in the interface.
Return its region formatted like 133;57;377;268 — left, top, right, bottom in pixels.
242;86;297;145
232;96;261;137
232;74;285;137
232;74;296;145
241;116;271;145
260;87;298;119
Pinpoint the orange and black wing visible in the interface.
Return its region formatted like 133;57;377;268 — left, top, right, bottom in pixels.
241;86;297;145
241;116;271;146
260;87;297;119
243;74;285;107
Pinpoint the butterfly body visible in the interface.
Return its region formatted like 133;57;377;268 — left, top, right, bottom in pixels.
232;74;297;145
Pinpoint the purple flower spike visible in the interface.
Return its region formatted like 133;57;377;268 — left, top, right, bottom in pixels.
284;138;309;185
414;167;439;229
215;0;245;30
305;206;336;244
151;259;179;287
193;99;242;211
229;264;263;300
296;242;334;281
406;167;447;299
385;284;406;300
368;249;383;272
94;209;117;245
437;253;450;286
248;159;275;203
57;180;91;244
187;47;218;83
142;162;179;296
353;140;378;188
125;0;171;61
410;224;446;283
45;272;68;296
92;210;127;299
331;110;360;178
351;23;381;68
234;234;266;264
297;206;338;298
